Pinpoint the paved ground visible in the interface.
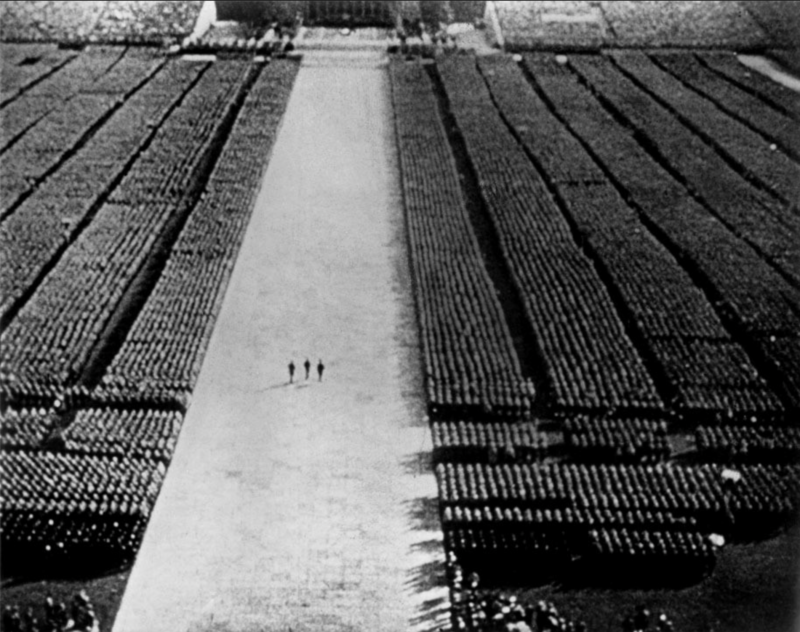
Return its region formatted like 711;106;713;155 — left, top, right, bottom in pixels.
112;48;449;632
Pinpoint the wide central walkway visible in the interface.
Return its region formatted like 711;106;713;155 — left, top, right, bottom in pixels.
113;50;448;632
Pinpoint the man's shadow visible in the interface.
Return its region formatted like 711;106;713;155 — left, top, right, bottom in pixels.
259;381;313;391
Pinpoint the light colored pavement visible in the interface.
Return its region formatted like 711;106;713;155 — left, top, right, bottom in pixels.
113;49;449;632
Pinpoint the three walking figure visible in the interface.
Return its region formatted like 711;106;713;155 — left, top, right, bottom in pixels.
288;358;324;383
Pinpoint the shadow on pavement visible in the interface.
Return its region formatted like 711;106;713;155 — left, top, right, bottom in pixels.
406;559;448;593
411;538;445;555
405;496;442;532
402;450;434;476
410;593;451;632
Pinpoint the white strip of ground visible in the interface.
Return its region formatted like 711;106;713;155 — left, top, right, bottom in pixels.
113;50;449;632
737;54;800;92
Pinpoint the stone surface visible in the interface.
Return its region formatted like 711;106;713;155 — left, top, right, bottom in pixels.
112;49;448;632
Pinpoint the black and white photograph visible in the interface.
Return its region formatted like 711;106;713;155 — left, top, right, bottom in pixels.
1;1;799;631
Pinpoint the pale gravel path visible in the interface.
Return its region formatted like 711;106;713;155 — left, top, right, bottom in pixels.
112;50;448;632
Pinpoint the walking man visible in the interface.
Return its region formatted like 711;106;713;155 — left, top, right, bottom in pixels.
288;360;295;384
304;358;311;380
317;359;325;382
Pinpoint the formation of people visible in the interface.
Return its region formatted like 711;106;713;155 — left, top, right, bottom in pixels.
455;593;676;632
287;358;325;384
450;555;678;632
2;591;97;632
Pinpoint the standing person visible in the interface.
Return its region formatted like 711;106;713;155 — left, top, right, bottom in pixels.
304;358;311;380
317;359;325;382
288;360;295;384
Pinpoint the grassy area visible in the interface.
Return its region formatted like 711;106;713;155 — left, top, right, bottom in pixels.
1;567;130;632
512;523;800;632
